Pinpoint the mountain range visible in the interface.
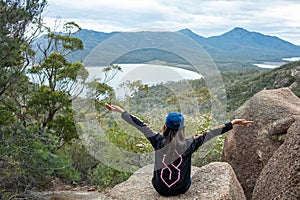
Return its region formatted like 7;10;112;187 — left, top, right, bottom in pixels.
40;27;300;71
179;27;300;62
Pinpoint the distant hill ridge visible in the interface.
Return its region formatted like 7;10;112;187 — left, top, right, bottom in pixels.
39;27;300;71
179;27;300;63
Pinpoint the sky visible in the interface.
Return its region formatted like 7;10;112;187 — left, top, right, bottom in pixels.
44;0;300;45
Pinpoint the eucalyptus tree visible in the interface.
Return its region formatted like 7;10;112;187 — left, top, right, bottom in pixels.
0;0;48;198
27;21;89;148
0;0;46;98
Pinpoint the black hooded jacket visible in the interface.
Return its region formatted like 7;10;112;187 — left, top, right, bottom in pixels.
121;111;232;196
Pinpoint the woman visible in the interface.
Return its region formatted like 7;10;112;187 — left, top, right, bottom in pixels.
105;103;253;196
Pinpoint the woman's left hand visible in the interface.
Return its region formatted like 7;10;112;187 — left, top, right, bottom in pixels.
231;119;253;126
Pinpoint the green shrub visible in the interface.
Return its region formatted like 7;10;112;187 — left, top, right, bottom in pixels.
87;163;131;190
192;134;225;167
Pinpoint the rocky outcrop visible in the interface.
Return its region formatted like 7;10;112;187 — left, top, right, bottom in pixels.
107;162;246;200
221;88;300;199
28;191;106;200
252;119;300;200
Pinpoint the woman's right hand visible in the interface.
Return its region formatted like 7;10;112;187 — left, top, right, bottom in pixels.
105;104;125;113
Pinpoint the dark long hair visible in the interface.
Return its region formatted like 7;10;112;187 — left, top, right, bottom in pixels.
162;124;187;165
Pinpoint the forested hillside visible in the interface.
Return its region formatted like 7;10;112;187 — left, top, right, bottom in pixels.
224;61;300;112
128;61;300;115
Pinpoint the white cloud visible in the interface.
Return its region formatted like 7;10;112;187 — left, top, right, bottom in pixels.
48;0;161;10
44;0;300;45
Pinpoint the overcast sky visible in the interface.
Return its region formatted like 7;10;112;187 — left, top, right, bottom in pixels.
44;0;300;45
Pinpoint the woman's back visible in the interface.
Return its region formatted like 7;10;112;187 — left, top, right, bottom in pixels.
105;103;253;196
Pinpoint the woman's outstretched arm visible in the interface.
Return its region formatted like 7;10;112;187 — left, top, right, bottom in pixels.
192;119;253;150
194;119;253;138
105;104;157;138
